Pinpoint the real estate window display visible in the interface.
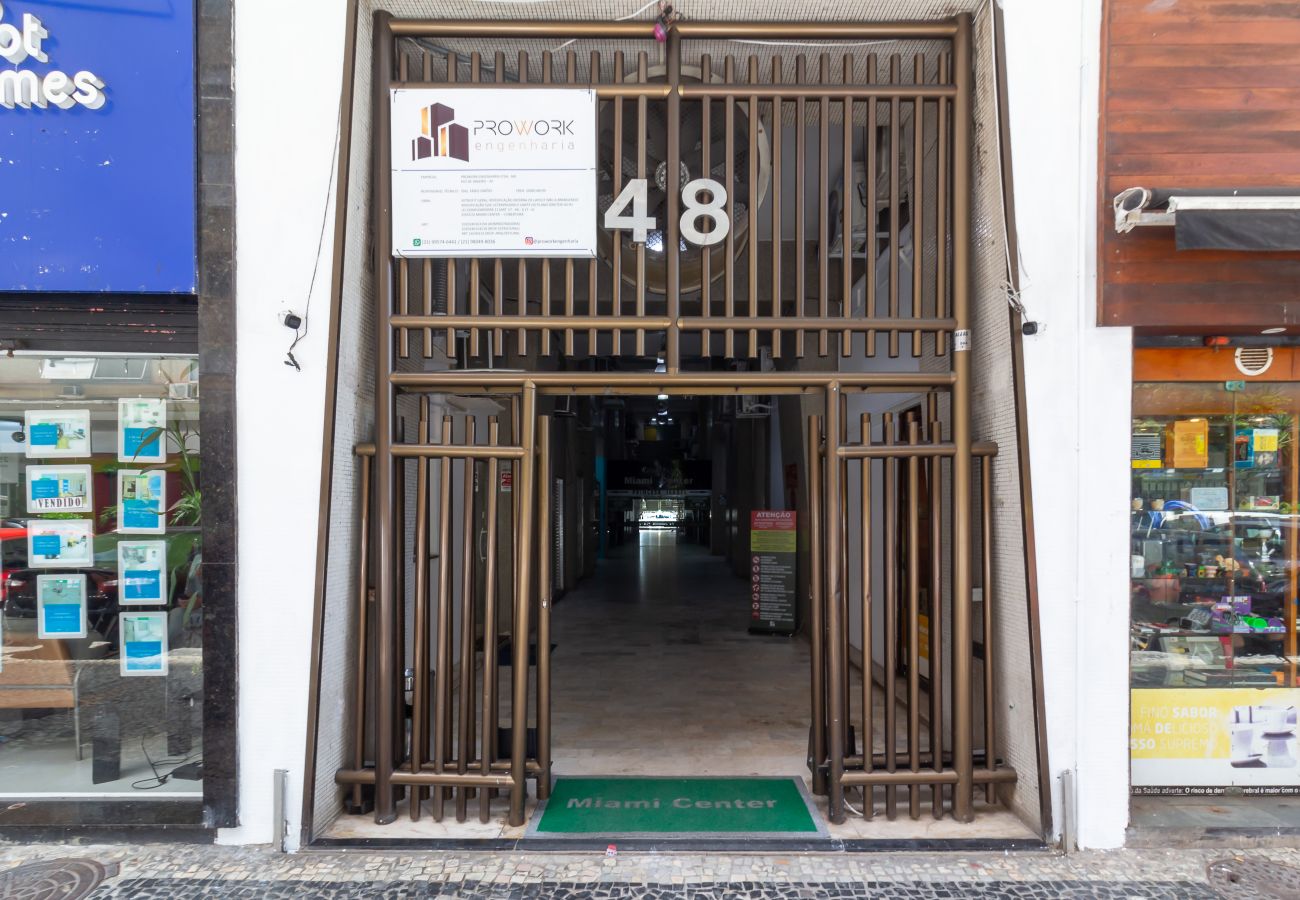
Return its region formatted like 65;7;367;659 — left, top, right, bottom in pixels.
0;354;203;799
1130;377;1300;802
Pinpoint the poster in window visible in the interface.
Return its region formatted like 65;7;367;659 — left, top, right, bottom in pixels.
25;464;94;514
117;470;166;534
118;398;167;464
118;541;168;606
120;612;168;677
36;575;87;640
1132;688;1300;793
27;519;94;568
23;410;91;459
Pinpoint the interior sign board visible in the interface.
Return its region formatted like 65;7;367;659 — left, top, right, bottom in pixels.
390;87;597;258
749;511;797;635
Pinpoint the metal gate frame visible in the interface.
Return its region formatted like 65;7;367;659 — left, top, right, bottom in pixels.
301;9;1050;840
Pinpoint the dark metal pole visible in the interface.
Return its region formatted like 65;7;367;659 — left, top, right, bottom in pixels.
807;414;826;796
371;10;397;825
825;382;846;823
509;383;538;826
536;414;553;800
950;12;975;824
665;27;682;373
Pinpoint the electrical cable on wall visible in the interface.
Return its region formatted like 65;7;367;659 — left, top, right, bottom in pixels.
285;105;343;373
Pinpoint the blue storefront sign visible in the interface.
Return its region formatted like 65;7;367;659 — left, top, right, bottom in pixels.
0;1;196;293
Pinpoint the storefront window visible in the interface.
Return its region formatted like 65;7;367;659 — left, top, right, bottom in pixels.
1131;380;1300;797
0;355;202;798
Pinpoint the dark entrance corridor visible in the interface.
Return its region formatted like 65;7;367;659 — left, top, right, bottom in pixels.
550;529;811;779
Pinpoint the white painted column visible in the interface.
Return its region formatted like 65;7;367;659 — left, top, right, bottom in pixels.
1003;0;1130;849
223;0;349;849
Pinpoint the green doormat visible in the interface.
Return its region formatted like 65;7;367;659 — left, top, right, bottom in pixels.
532;776;822;836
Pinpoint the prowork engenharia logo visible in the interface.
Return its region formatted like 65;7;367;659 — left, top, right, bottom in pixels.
0;1;106;110
412;102;469;162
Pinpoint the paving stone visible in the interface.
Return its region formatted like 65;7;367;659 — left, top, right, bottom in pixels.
0;843;1291;899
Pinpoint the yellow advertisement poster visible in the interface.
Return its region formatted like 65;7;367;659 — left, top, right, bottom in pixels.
1131;688;1300;792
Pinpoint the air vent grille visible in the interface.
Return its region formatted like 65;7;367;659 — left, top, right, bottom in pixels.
1235;347;1274;376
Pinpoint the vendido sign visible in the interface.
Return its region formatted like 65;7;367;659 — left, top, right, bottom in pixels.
0;1;196;293
389;87;598;258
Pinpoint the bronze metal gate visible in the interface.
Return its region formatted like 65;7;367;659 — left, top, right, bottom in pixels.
313;10;1035;832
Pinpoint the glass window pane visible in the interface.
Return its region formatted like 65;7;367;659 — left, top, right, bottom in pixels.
0;354;202;798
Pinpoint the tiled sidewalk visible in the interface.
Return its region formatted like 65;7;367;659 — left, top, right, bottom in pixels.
0;843;1297;898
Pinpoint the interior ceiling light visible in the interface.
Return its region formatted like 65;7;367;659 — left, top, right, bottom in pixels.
1262;327;1286;335
657;393;668;400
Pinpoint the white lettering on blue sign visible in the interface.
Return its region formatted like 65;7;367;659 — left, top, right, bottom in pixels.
0;2;105;110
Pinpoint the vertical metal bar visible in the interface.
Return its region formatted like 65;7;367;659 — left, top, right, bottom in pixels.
747;55;759;360
540;53;553;358
859;413;873;819
841;55;854;356
725;55;736;360
397;54;410;362
912;56;925;358
865;56;877;357
422;259;433;358
951;12;976;823
770;56;782;359
433;415;455;821
371;12;397;825
571;50;583;356
937;53;949;356
468;53;481;358
589;254;599;355
509;384;538;826
469;259;481;358
419;53;433;360
537;414;553;801
582;51;595;356
824;382;846;823
794;55;806;358
350;453;372;812
888;54;901;359
457;418;477;822
882;411;898;819
479;417;501;823
493;259;504;359
839;391;851;768
981;454;996;803
700;54;713;354
493;52;506;358
516;53;530;358
906;419;921;820
444;52;459;358
928;395;944;818
631;51;647;358
807;414;826;796
817;55;830;358
612;53;625;352
393;428;407;802
665;32;682;373
409;402;431;821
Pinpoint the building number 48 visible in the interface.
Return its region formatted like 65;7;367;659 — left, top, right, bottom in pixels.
602;177;730;246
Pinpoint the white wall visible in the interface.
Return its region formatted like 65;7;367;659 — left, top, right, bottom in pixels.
1002;0;1131;848
224;0;349;848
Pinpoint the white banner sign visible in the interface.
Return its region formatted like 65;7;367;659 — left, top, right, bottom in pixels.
390;87;597;258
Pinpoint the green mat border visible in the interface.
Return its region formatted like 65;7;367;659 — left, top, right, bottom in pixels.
525;775;830;840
